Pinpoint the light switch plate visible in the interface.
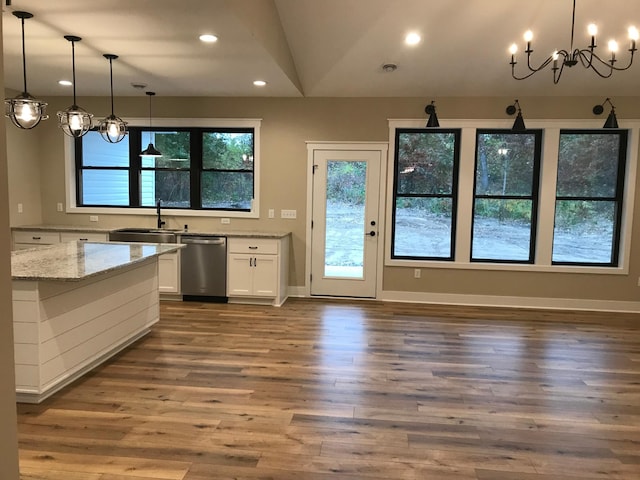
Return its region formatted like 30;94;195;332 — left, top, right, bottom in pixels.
281;209;297;219
221;218;231;224
89;215;98;222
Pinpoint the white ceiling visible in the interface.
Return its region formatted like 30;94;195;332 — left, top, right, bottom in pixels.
2;0;640;98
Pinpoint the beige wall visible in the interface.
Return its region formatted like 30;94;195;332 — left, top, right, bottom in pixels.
1;19;22;480
7;94;640;305
5;87;43;226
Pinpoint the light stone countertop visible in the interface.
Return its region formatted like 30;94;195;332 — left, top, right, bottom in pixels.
12;225;290;238
11;241;183;282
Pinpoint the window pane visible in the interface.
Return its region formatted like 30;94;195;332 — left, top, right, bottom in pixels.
553;200;615;263
393;197;452;258
472;199;533;261
556;133;621;197
81;170;129;205
203;132;254;170
140;170;190;207
476;133;536;196
201;171;253;209
143;131;191;166
82;131;129;167
324;160;366;278
396;131;456;194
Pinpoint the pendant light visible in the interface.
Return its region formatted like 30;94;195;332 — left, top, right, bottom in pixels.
98;54;127;143
57;35;93;138
4;11;49;129
140;91;162;157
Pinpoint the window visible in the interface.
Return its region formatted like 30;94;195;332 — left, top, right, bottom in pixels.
472;130;542;263
552;130;627;266
75;123;256;213
391;128;460;260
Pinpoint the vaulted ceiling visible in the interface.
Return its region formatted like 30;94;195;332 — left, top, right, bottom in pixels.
2;0;640;98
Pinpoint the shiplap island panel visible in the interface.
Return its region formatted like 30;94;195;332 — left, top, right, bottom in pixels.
11;242;182;403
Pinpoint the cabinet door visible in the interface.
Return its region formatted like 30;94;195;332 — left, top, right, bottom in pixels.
252;255;278;296
227;254;253;296
159;251;180;293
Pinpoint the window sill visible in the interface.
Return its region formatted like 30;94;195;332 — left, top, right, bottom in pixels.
385;258;628;275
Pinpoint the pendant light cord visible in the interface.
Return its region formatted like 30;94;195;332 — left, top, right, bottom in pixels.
20;16;27;93
109;58;115;115
71;40;77;106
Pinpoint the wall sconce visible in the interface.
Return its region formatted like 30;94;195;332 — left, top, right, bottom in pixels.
425;101;439;128
593;98;619;129
506;99;526;131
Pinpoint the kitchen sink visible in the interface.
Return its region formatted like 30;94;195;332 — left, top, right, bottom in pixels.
109;228;178;243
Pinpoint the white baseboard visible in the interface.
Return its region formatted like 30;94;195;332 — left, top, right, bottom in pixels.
380;290;640;313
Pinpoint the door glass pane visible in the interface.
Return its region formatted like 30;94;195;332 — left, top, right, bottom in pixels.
324;160;366;278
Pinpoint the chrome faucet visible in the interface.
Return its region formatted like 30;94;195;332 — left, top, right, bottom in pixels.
156;200;165;229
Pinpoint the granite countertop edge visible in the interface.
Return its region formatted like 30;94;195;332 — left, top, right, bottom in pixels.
12;242;184;282
12;225;291;238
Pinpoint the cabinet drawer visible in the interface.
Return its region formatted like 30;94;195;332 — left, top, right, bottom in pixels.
228;237;279;255
60;232;108;243
13;231;60;245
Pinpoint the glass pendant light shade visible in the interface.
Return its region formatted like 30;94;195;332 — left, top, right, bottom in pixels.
140;91;162;157
4;11;49;130
57;35;93;138
98;54;127;143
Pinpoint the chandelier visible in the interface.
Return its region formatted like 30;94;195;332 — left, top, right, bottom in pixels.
509;0;638;83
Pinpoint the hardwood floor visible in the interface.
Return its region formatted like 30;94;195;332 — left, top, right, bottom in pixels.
16;298;640;479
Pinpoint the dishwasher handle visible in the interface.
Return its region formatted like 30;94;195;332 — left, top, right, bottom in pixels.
180;236;226;245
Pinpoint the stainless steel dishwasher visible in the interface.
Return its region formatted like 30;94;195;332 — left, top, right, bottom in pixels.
180;235;227;301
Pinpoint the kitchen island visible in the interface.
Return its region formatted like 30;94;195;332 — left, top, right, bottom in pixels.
11;241;182;403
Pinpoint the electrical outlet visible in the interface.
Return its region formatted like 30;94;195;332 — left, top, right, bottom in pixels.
57;202;63;212
221;218;231;224
281;209;297;219
414;268;421;279
268;208;275;218
17;203;23;213
89;215;98;222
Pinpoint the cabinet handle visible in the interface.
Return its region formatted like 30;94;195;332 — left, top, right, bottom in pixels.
249;258;253;267
254;257;257;267
32;236;41;240
248;246;258;250
79;238;88;241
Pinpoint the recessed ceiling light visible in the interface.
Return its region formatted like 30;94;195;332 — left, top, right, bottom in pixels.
253;80;267;86
58;80;72;86
199;34;218;43
405;32;421;46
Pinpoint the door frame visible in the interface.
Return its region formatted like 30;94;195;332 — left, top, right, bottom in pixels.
305;141;389;298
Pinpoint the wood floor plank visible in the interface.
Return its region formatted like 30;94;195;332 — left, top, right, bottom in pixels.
16;298;640;479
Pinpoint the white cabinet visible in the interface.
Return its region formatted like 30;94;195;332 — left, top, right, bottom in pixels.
227;236;289;306
60;232;108;243
12;229;109;250
12;230;60;250
158;251;180;293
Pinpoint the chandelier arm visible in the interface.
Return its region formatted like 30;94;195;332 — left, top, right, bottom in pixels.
577;51;614;78
524;52;554;74
511;62;542;80
584;49;635;72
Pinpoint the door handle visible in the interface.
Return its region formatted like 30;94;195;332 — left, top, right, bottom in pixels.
366;231;376;237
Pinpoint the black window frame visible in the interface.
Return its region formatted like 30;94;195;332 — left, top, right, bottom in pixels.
470;128;543;264
391;127;461;261
552;128;628;267
75;126;255;211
